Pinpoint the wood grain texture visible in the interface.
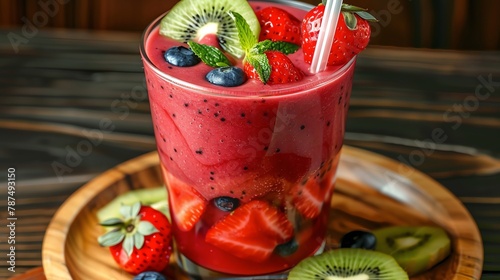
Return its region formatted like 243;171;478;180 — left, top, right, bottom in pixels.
41;147;482;280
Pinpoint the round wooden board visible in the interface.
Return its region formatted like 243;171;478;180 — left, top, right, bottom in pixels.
42;146;483;280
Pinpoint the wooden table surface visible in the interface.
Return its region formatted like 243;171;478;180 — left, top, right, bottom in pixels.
0;28;499;280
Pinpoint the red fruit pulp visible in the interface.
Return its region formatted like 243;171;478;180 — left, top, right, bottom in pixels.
143;1;356;276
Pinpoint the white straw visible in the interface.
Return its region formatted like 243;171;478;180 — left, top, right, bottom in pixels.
310;0;343;74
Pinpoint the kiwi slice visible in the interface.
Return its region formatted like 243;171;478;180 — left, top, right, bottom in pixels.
373;226;451;276
96;187;168;224
159;0;260;58
288;248;409;280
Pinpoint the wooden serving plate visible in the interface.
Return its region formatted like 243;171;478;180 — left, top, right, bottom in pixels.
42;146;483;280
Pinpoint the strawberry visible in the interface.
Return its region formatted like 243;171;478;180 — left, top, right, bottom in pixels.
97;202;172;275
244;50;304;84
302;3;377;65
205;200;294;262
162;167;207;232
256;7;301;45
290;163;336;219
290;179;329;219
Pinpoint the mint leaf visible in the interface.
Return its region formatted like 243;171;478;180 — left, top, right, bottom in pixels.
228;11;258;52
250;40;272;55
252;40;299;55
187;41;231;67
246;54;271;84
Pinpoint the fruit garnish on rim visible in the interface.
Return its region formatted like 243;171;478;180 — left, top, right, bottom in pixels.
302;1;378;66
97;202;172;275
186;11;303;85
256;6;302;45
159;0;260;58
229;11;303;85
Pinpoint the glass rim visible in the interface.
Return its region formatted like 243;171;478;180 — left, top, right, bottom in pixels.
139;0;356;99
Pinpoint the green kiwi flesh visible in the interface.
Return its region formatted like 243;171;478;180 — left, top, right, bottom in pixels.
97;187;168;225
160;0;260;58
288;248;409;280
373;226;451;276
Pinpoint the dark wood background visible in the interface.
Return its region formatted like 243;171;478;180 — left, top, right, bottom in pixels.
0;0;499;50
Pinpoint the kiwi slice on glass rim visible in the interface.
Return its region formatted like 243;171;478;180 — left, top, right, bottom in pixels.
373;226;451;276
288;248;409;280
159;0;260;58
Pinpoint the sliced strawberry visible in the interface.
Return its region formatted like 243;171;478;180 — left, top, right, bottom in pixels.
205;200;293;262
256;7;301;45
244;50;303;84
302;4;376;66
162;167;207;231
290;176;332;219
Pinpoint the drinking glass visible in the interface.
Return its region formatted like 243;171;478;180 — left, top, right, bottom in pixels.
140;0;357;278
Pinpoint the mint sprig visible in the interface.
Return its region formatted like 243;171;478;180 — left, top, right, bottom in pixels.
187;41;231;67
246;54;271;84
229;11;258;53
228;11;299;84
252;40;299;55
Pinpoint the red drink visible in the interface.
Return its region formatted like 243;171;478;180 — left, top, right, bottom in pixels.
141;0;356;278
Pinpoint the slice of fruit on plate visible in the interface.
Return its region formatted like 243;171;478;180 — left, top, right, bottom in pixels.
97;187;168;225
205;200;294;262
159;0;260;58
372;226;452;276
288;248;409;279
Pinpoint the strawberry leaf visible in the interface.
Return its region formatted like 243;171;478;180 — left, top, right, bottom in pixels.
341;4;367;12
342;12;358;30
228;11;258;52
355;11;378;22
99;218;124;227
123;235;134;257
131;202;141;217
133;232;144;250
98;229;124;247
246;53;271;84
137;221;159;235
187;41;231;67
120;202;141;220
252;40;299;55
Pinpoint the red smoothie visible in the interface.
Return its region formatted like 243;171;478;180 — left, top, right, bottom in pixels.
141;0;356;276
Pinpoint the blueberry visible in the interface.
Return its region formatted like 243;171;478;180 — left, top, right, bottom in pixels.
133;271;167;280
206;66;246;87
340;230;377;250
164;46;200;67
214;196;240;211
274;239;299;256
